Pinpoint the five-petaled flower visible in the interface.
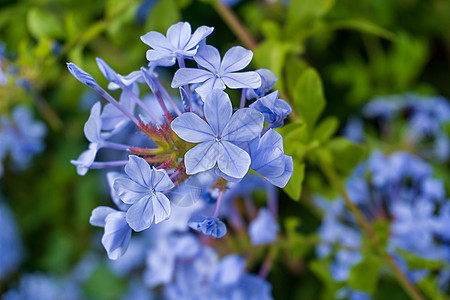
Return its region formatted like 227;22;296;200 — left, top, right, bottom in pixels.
171;44;261;100
114;155;175;232
171;89;263;179
141;22;214;64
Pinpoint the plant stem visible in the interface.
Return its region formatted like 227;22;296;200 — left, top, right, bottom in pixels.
212;1;258;50
319;162;426;300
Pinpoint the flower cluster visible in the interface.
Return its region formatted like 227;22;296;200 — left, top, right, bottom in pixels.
68;21;293;260
344;94;450;162
316;151;450;297
0;106;46;177
0;200;23;281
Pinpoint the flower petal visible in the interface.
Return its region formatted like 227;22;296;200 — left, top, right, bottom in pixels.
222;108;263;142
140;31;173;51
266;155;293;188
84;102;103;144
67;62;99;89
70;143;99;176
150;168;175;191
171;68;212;88
194;77;226;100
218;141;251;178
204;89;233;136
184;141;219;175
221;71;261;89
220;46;253;73
166;22;192;49
124;155;152;187
251;147;285;178
146;49;175;62
153;192;171;224
259;129;284;151
171;112;215;143
96;57;120;84
194;44;221;73
126;196;155;232
90;206;117;227
186;25;214;50
102;211;132;260
114;178;150;205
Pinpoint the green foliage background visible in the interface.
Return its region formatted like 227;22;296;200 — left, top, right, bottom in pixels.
0;0;449;299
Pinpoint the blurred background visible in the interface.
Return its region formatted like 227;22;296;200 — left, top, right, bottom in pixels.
0;0;449;299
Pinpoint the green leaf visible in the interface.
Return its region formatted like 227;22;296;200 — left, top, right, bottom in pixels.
83;264;127;300
293;68;326;129
326;137;366;175
27;7;65;40
283;160;305;201
348;255;380;294
145;0;181;33
417;275;449;300
313;116;339;143
396;248;445;271
329;19;395;41
287;0;335;28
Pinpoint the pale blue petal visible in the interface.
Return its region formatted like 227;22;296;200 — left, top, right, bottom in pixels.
259;129;284;150
153;192;171;224
221;71;261;89
102;211;132;260
185;141;219;175
266;155;293;188
251;146;285;178
194;77;226;100
220;46;253;73
194;44;221;73
67;63;99;89
204;89;233;136
150;168;175;191
249;208;279;245
146;49;174;62
70;143;99;176
124;155;152;187
90;206;117;227
126;195;154;232
222;108;263;142
106;172;130;210
186;26;214;50
171;112;215;143
188;216;227;238
171;68;212;88
96;57;119;84
179;87;190;112
218;141;251;178
166;22;191;49
84;102;103;143
140;31;173;51
114;178;150;205
215;168;243;183
214;255;246;286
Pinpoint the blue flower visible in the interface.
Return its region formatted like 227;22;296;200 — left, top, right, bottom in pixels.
249;91;291;128
171;89;263;179
114;155;175;231
70;102;104;175
246;69;278;99
1;106;46;171
171;45;261;100
141;22;214;64
246;129;293;187
188;216;227;238
249;208;279;245
0;201;23;280
90;207;132;260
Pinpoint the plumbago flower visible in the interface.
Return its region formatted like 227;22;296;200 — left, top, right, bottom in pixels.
171;44;261;100
68;21;293;260
315;151;450;297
